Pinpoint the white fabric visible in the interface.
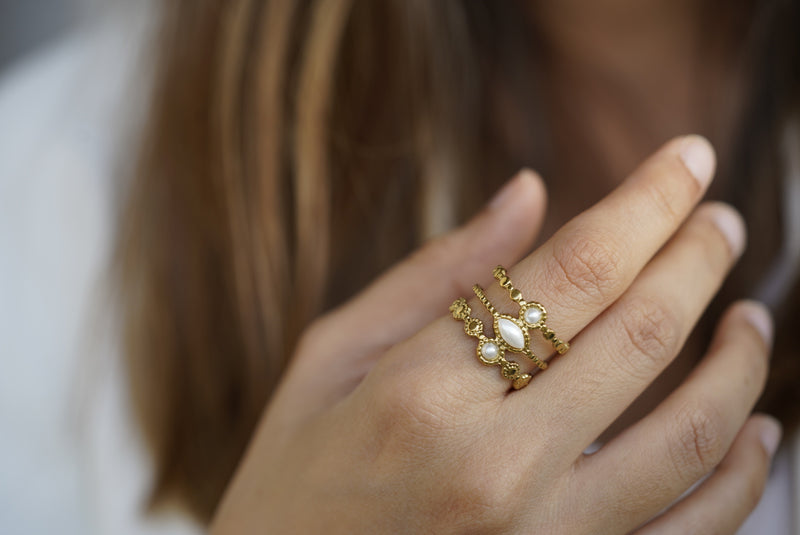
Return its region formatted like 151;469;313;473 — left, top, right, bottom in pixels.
0;6;797;535
0;6;199;535
738;436;796;535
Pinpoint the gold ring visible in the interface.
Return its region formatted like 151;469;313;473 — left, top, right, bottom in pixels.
448;265;570;390
490;266;570;355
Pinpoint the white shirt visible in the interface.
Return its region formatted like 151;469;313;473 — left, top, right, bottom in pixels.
0;7;796;535
0;7;199;535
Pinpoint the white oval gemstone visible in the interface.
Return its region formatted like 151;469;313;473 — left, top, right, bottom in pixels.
524;307;543;324
498;318;525;349
481;342;499;360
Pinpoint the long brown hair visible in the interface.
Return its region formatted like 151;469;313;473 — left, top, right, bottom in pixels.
117;0;800;523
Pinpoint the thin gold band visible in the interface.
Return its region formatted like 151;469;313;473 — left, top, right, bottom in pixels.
472;285;547;370
449;297;533;390
449;265;570;390
492;266;570;355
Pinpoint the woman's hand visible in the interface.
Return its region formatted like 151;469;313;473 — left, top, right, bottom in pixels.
211;136;781;534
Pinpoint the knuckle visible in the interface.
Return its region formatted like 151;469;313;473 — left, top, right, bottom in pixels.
668;401;727;483
443;471;514;528
455;480;512;532
546;233;624;303
615;295;680;376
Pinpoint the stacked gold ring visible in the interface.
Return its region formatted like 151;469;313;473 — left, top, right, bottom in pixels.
449;265;570;390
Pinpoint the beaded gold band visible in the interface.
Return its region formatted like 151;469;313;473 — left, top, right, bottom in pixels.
492;266;570;355
448;265;570;390
449;297;534;390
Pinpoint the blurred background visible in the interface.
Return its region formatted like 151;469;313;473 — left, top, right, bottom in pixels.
0;2;168;533
0;0;83;71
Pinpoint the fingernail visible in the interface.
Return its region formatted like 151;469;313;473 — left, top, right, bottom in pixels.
759;417;782;457
741;300;774;348
680;135;716;187
710;206;746;257
489;169;533;210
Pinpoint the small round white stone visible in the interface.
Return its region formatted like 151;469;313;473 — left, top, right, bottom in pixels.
481;342;499;360
524;308;543;324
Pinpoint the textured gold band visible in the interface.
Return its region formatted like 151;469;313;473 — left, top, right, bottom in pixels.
491;266;570;355
449;265;570;390
449;297;533;389
471;285;548;370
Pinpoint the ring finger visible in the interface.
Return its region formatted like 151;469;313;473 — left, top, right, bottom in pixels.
374;135;717;398
518;201;745;455
575;300;772;532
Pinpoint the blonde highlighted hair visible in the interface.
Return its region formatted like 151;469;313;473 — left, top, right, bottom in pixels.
117;0;800;523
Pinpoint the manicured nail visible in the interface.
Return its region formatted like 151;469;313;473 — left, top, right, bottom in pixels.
741;300;774;348
759;417;782;457
489;168;534;210
710;206;746;257
680;135;716;187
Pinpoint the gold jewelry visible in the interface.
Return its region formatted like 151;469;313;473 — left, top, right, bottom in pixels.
491;266;570;355
449;265;570;390
449;297;533;390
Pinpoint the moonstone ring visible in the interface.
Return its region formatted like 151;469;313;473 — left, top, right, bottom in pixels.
448;265;570;390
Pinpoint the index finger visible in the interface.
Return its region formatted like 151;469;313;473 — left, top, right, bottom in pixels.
500;134;715;336
377;135;715;397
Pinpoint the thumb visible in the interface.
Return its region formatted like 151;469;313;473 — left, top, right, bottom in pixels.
284;169;547;404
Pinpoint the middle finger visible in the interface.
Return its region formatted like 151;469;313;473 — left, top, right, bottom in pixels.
380;135;716;398
516;201;744;453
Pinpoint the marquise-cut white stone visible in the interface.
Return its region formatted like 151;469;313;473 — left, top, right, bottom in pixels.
524;308;543;324
498;318;525;349
481;342;499;360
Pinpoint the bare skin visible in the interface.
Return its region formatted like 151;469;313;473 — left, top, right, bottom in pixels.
528;0;751;440
531;0;747;231
211;4;780;533
211;138;780;533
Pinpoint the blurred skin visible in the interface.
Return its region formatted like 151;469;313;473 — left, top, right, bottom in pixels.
211;3;780;534
531;0;744;227
529;0;749;438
